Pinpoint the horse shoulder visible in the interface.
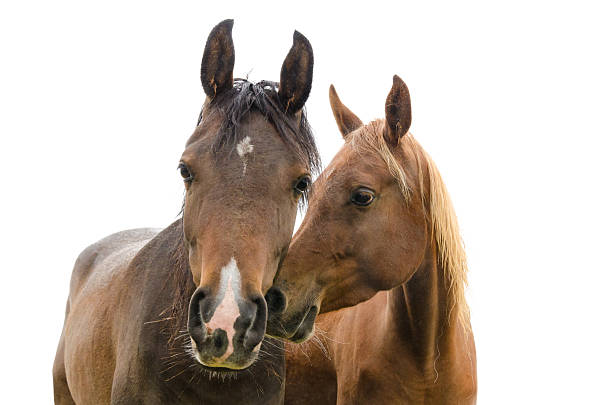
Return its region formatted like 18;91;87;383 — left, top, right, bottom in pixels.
60;228;159;404
67;228;160;301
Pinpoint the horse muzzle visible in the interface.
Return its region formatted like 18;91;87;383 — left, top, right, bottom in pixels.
265;286;318;343
187;287;267;369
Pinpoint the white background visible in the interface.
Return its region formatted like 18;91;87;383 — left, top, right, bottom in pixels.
1;1;611;403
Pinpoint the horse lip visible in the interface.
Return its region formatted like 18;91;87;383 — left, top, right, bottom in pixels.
189;336;258;370
266;303;319;341
196;363;244;373
288;305;318;342
195;356;254;371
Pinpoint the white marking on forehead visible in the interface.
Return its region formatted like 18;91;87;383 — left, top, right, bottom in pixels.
237;136;254;157
206;257;241;362
236;136;254;175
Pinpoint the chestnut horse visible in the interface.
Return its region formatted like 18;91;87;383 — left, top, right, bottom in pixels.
266;76;476;404
53;20;320;404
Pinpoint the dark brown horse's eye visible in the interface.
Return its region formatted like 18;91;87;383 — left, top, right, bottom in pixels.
351;188;375;206
178;163;193;182
294;175;311;194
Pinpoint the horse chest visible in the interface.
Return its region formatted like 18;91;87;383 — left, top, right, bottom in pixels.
107;337;286;405
334;349;424;404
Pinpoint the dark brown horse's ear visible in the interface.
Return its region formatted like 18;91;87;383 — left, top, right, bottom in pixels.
279;31;314;115
201;19;235;98
329;85;363;138
384;75;412;146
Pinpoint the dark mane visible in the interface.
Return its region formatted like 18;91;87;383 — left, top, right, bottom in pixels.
197;78;321;175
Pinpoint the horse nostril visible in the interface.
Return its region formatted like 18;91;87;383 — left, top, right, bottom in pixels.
188;289;204;327
242;295;267;351
188;287;213;344
265;287;287;315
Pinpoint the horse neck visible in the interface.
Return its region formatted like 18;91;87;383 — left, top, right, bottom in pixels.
143;218;195;343
385;237;461;375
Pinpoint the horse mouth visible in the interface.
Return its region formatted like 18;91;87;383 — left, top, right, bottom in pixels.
195;362;242;374
189;337;258;370
287;305;318;343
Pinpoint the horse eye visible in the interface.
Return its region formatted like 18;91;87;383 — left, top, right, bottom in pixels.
294;176;311;194
178;163;193;182
351;188;375;206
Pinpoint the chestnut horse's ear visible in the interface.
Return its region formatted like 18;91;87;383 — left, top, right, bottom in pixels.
201;19;235;98
384;75;412;146
329;85;363;138
279;31;314;115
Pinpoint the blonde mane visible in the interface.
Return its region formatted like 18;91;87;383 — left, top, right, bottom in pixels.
348;120;471;333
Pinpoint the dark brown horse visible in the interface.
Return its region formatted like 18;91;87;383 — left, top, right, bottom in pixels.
53;19;319;404
266;76;476;404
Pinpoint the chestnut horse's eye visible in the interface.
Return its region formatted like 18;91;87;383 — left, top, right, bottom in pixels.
351;188;376;206
178;163;193;182
294;175;311;195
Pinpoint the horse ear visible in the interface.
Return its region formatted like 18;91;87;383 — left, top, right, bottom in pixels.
384;75;412;146
279;31;314;114
329;85;363;138
201;19;235;98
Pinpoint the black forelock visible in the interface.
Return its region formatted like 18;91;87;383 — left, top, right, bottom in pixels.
196;79;321;177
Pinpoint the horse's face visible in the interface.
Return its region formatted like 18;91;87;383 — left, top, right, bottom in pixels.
182;112;308;367
267;76;428;342
184;20;315;369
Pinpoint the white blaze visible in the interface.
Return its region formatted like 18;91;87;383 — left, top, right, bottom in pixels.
236;136;254;174
206;257;241;362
